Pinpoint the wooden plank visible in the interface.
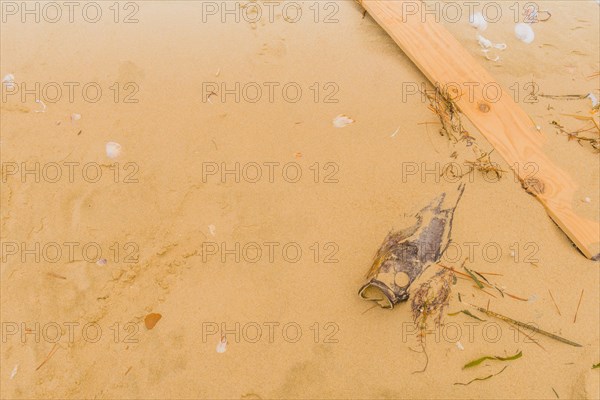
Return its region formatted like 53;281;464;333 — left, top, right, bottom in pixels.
360;0;599;260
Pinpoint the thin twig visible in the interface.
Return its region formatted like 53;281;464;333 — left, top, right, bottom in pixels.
464;302;582;347
573;289;584;323
548;289;561;316
36;343;60;371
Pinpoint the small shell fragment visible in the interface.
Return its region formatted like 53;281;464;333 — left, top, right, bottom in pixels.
71;113;81;122
2;74;15;90
528;294;538;302
216;335;227;353
10;364;18;380
96;258;108;266
106;142;122;158
587;93;599;108
469;12;488;31
456;341;465;351
208;224;216;237
515;23;535;44
477;34;507;50
333;114;354;128
34;99;47;113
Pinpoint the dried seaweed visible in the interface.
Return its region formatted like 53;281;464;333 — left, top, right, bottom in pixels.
454;366;508;386
462;150;506;180
464;266;485;289
592;363;599;369
423;85;465;144
463;350;522;369
423;85;503;178
437;263;528;301
465;302;582;347
551;120;599;152
411;269;454;343
448;309;486;321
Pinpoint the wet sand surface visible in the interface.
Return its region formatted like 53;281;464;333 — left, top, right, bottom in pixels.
1;1;599;399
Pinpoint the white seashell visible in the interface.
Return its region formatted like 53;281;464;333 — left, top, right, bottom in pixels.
2;74;15;90
469;12;488;31
216;336;227;353
208;224;216;237
332;114;354;128
456;341;465;351
96;258;107;266
583;197;591;203
71;113;81;122
105;142;122;158
587;93;599;108
515;23;535;44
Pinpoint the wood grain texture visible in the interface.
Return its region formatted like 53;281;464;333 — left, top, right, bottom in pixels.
360;0;599;259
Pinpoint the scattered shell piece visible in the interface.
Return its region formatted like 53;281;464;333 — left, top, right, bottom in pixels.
586;93;599;108
2;74;15;90
583;197;591;203
208;224;216;237
515;23;535;44
528;294;538;302
482;49;501;62
106;142;122;158
469;12;488;31
96;258;107;266
144;313;162;330
71;113;81;122
34;99;47;113
477;34;507;50
216;335;227;353
10;364;18;380
215;68;221;77
390;126;400;137
333;114;354;128
456;341;465;351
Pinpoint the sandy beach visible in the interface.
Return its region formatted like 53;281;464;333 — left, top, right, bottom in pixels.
1;1;599;399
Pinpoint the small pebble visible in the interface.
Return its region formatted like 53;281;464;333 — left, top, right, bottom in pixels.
583;197;591;203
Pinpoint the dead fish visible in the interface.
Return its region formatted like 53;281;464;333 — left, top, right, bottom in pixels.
359;184;465;308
